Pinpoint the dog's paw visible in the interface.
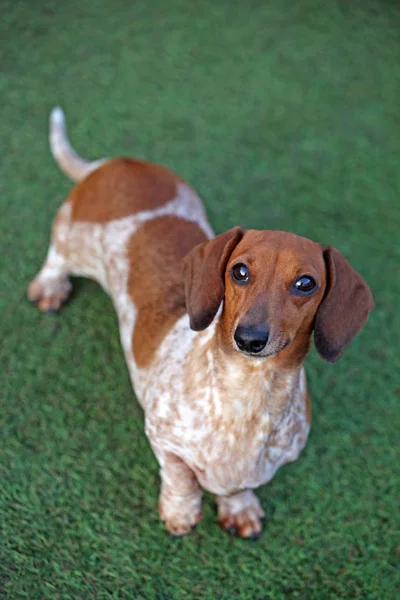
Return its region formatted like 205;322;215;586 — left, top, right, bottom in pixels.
217;491;265;540
27;275;71;312
159;492;203;536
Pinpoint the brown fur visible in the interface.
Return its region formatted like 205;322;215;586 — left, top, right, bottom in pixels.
314;246;374;362
183;227;244;331
184;229;374;368
222;230;327;367
69;158;180;223
129;216;207;367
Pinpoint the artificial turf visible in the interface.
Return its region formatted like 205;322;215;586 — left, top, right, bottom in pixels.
1;0;399;598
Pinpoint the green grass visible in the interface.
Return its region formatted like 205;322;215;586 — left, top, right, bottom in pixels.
1;0;399;598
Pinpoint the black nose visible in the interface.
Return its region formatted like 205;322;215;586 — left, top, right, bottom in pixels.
234;325;269;354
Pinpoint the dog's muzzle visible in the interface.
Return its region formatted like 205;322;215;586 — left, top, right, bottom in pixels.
234;325;269;354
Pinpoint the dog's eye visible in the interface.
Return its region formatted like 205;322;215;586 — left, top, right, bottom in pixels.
231;263;249;284
293;275;316;294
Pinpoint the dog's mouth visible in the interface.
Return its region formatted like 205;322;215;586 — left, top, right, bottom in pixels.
236;339;291;359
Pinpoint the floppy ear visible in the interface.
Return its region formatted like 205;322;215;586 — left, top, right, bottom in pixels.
314;246;374;362
183;226;244;331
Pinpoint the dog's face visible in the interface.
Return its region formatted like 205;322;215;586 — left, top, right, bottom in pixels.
222;230;327;360
183;227;374;363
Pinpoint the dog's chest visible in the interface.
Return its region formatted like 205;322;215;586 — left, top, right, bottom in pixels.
188;380;309;495
143;319;310;495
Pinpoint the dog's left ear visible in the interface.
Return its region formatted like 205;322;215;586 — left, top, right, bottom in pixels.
183;226;244;331
314;246;374;362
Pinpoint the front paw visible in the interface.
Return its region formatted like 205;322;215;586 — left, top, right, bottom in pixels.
159;491;203;536
217;491;265;540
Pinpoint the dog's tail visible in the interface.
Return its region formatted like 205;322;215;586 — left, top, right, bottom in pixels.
49;107;108;182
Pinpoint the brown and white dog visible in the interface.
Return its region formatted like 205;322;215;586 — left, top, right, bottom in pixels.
28;108;374;539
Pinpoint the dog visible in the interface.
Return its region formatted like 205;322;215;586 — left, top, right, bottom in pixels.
28;108;374;539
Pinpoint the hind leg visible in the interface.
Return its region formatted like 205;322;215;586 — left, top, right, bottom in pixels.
27;203;72;312
28;246;72;312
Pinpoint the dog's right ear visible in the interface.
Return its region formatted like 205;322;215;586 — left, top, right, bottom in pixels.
183;226;244;331
314;246;374;362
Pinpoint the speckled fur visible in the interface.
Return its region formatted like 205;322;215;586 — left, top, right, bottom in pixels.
28;109;373;538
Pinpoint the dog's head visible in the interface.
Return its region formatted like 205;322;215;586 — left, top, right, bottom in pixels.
183;227;374;363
